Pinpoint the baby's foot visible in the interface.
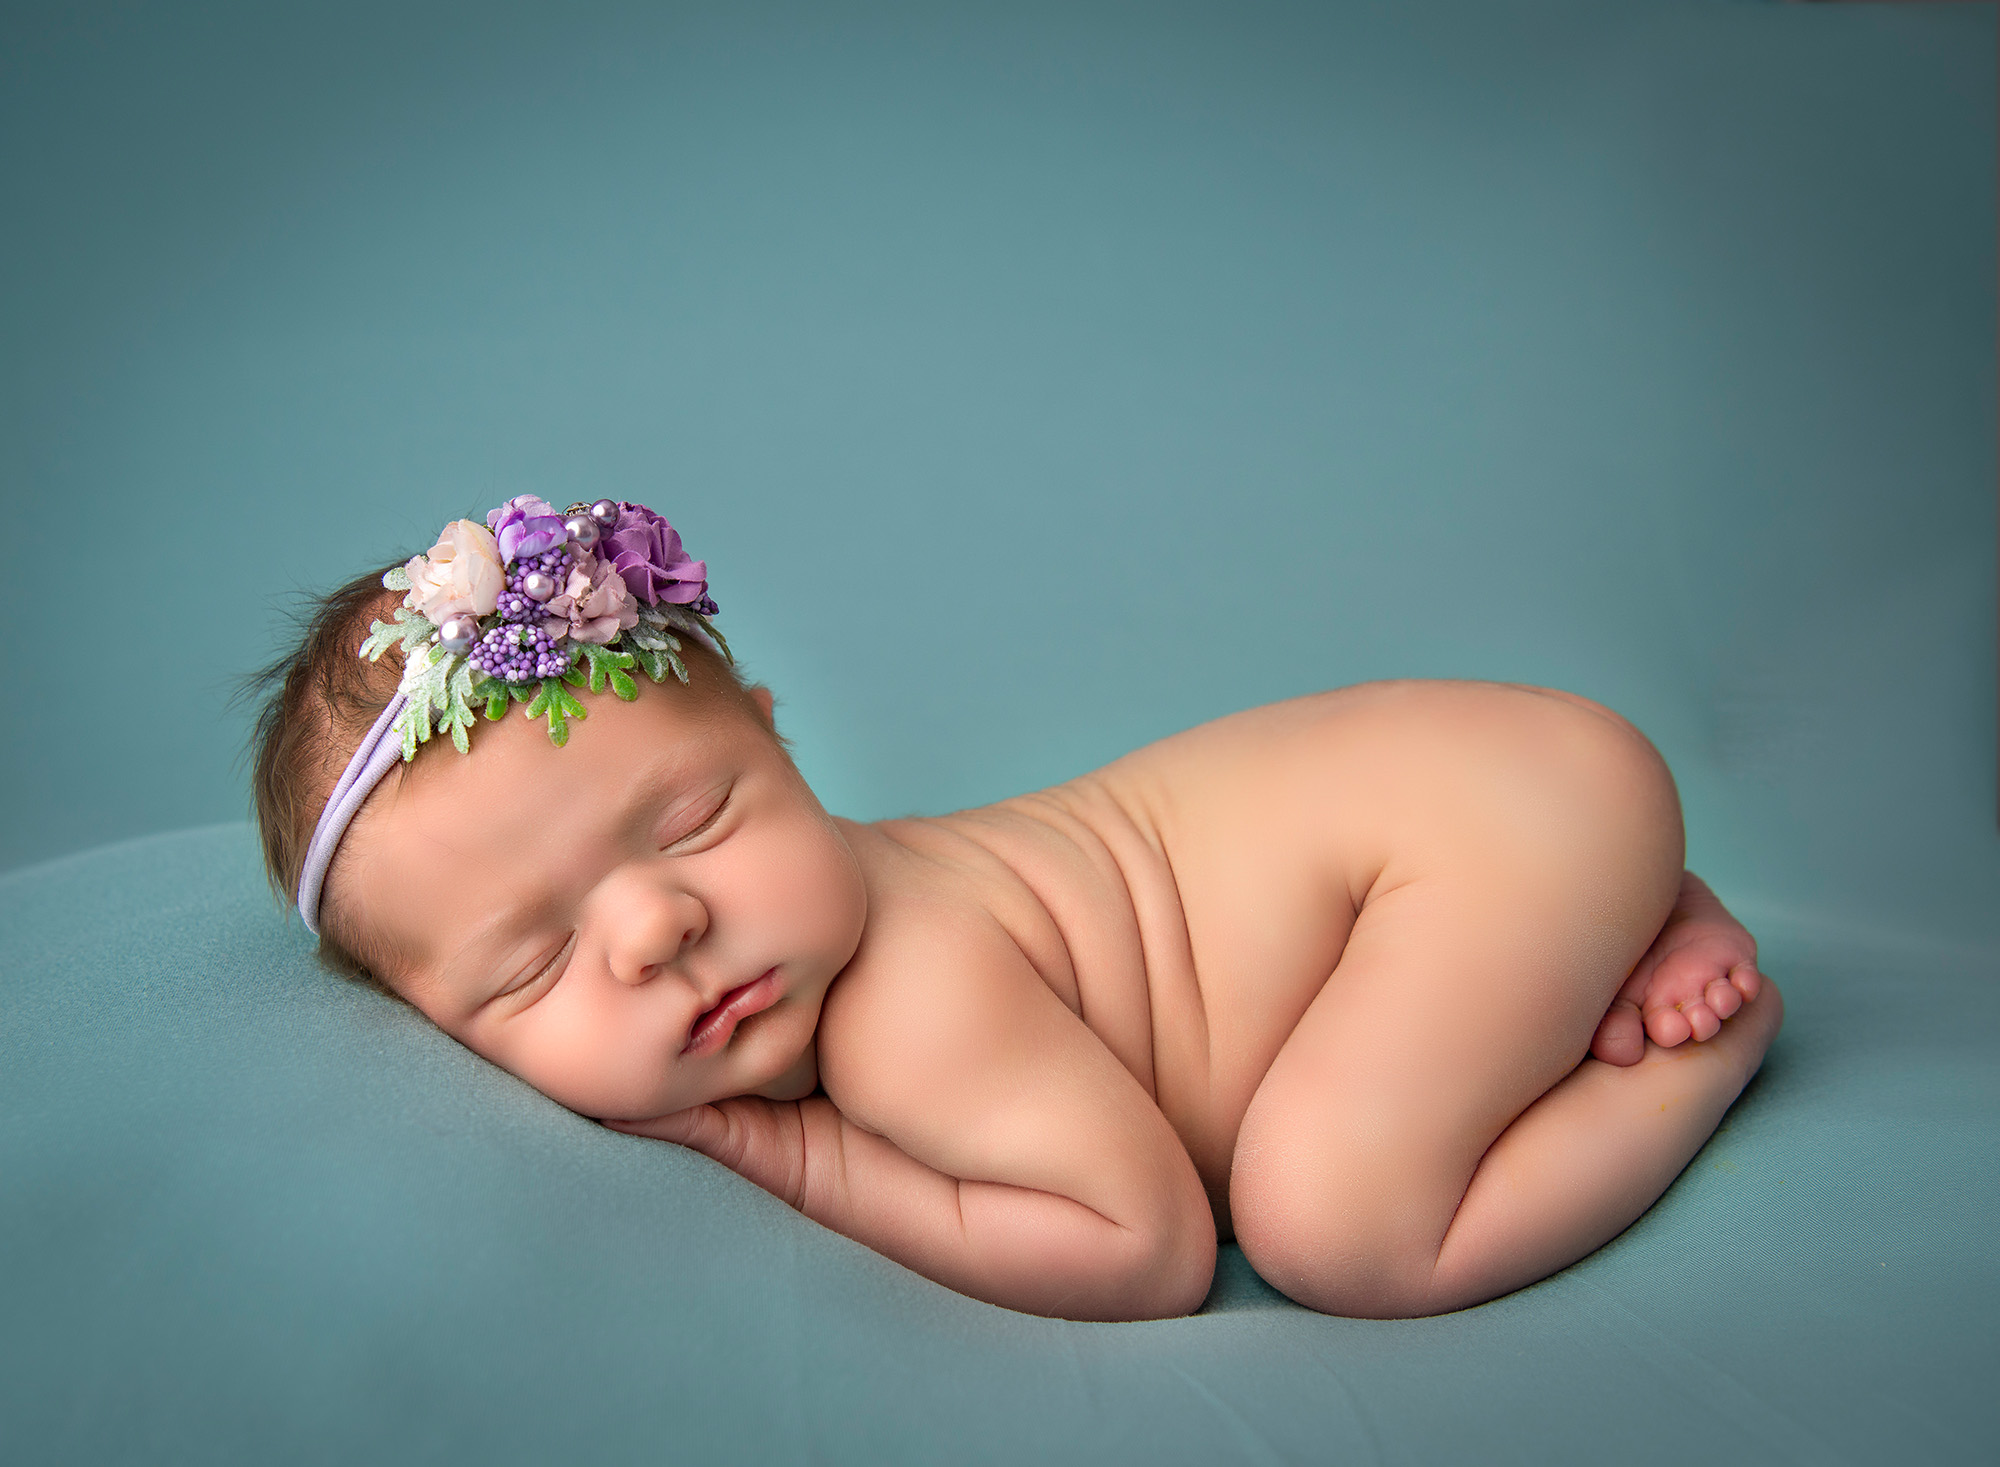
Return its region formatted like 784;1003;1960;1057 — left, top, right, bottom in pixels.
1590;871;1763;1067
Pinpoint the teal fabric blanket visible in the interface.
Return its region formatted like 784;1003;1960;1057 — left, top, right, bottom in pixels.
3;827;1993;1464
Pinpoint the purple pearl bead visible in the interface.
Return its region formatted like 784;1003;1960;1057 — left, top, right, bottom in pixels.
438;616;479;655
523;571;558;603
590;499;620;528
564;515;600;551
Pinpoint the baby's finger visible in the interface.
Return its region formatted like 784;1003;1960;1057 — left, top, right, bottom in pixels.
604;1107;712;1146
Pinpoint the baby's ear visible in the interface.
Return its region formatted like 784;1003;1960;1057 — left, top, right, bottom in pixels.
748;684;776;730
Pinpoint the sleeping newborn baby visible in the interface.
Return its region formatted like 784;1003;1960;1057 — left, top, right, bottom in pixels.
255;496;1779;1321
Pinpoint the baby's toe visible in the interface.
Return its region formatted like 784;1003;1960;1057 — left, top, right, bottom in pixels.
1729;963;1762;1004
1591;1000;1646;1067
1643;1003;1694;1048
1683;1002;1722;1043
1705;977;1743;1021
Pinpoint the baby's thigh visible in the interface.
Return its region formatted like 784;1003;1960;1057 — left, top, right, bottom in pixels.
1225;694;1684;1312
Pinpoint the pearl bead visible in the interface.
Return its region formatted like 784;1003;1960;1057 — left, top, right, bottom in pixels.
438;616;479;655
564;514;600;550
590;498;620;528
522;571;558;603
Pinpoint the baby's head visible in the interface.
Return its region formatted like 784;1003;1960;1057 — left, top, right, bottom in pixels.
251;497;866;1121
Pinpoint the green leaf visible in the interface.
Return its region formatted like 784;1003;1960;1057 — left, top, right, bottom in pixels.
437;659;479;752
526;676;585;746
633;643;687;685
695;615;732;665
360;621;394;661
381;566;412;592
609;669;637;701
484;691;508;720
398;612;434;657
575;642;637;695
395;701;422;759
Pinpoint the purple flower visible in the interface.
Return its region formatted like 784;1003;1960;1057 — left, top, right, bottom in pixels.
604;502;712;608
486;494;569;563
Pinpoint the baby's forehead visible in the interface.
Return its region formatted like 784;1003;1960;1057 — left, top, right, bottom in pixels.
405;674;746;790
346;687;757;958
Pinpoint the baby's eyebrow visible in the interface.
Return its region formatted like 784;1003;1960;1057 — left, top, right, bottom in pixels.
617;756;713;840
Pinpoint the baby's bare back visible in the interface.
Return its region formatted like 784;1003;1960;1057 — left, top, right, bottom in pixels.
826;679;1655;1234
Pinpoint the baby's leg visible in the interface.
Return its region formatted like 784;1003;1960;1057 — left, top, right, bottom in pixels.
1429;976;1779;1308
1229;730;1778;1318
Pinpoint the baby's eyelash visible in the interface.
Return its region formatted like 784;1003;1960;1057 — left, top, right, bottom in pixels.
508;934;574;999
666;788;732;848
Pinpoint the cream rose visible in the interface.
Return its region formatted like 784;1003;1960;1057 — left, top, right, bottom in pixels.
404;519;504;623
543;558;640;645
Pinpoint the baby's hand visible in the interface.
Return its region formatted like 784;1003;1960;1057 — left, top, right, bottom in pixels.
607;1097;834;1210
1590;871;1763;1067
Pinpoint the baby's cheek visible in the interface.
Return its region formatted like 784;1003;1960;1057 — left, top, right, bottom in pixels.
741;819;855;930
495;995;647;1118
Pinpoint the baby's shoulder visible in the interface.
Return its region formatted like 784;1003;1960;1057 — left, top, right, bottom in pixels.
813;824;1050;1121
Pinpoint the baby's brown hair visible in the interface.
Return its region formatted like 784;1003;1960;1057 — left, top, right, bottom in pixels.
248;562;762;990
248;563;416;988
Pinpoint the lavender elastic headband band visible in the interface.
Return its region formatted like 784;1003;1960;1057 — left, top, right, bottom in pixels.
296;691;412;936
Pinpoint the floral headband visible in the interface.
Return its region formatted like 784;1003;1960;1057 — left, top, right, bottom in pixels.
295;495;728;934
367;494;728;756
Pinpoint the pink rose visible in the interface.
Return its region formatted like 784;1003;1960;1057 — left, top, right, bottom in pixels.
543;556;640;645
404;520;504;623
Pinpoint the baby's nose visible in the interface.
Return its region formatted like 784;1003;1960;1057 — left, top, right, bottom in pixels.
602;878;707;985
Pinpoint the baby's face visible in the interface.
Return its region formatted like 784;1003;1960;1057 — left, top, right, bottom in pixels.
332;674;867;1122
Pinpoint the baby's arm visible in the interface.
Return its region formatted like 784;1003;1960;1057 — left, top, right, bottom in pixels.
610;913;1217;1321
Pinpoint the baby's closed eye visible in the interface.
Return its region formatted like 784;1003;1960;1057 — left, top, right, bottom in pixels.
656;780;735;851
493;933;575;1008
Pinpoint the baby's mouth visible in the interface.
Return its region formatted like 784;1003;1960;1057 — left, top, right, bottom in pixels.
682;970;780;1058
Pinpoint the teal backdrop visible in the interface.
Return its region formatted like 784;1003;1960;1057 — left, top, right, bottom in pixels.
2;0;1994;945
4;6;1998;1464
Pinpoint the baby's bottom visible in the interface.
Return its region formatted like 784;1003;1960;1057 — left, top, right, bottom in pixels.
1228;737;1781;1318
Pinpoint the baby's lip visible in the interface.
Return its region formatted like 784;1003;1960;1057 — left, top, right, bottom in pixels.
682;970;780;1057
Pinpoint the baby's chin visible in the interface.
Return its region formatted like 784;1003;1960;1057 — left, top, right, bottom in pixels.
746;1041;819;1101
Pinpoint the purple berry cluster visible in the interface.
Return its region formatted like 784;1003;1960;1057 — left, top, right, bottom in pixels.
494;589;537;621
501;550;572;622
468;623;571;683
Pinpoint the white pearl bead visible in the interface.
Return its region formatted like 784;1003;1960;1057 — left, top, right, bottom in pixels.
523;571;558;602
